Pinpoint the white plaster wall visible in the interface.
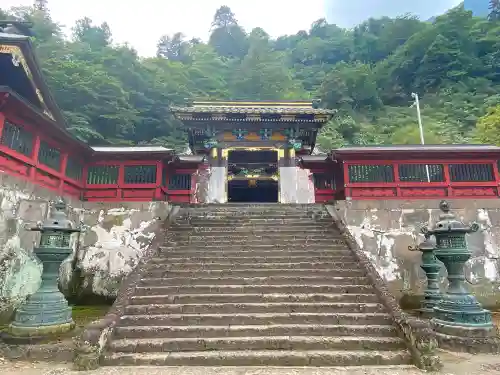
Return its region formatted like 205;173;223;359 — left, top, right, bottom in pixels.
333;200;500;306
207;167;227;203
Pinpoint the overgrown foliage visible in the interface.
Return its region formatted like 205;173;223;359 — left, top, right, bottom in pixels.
1;3;499;150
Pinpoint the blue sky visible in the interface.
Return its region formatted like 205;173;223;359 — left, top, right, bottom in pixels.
3;0;463;56
325;0;462;27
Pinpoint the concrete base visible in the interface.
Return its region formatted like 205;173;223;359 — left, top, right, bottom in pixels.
431;319;500;354
416;307;434;319
3;321;75;344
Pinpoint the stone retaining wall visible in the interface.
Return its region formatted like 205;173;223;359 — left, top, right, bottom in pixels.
0;173;171;323
332;199;500;308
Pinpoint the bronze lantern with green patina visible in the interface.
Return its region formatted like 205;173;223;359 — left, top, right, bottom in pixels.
5;198;81;342
408;232;442;318
428;200;494;333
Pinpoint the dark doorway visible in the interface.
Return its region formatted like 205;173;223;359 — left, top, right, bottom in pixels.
228;179;279;203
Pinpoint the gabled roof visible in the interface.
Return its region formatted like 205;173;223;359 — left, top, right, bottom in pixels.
0;31;67;126
171;100;336;118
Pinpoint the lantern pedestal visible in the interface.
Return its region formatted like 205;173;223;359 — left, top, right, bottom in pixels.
409;237;442;319
427;201;500;353
432;252;493;330
5;248;74;343
2;198;80;344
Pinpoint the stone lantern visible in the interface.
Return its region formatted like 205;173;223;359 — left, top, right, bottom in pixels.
5;198;81;342
408;232;442;318
428;200;494;336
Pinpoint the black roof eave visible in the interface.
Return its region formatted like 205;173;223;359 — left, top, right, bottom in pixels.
0;34;67;127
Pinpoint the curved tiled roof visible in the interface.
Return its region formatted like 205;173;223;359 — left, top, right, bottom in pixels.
171;105;336;115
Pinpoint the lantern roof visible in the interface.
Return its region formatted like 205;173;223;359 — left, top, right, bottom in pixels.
30;198;81;233
430;200;479;235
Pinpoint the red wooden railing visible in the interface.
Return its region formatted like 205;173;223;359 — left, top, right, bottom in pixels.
343;159;500;200
0;112;86;198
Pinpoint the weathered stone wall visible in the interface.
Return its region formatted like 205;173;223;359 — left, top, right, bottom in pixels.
331;199;500;308
0;173;171;323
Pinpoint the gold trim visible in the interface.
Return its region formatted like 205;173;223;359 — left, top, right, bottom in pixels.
193;101;313;108
0;44;54;120
224;146;279;151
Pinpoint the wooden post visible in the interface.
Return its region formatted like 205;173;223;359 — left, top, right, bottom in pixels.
393;162;401;197
155;160;163;200
443;164;452;197
117;163;124;200
29;134;41;182
0;112;5;140
59;152;68;194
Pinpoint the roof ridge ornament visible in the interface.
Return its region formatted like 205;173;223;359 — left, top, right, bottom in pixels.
0;20;34;36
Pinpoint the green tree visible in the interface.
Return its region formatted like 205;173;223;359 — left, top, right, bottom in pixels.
230;29;303;100
1;4;499;150
321;62;382;111
489;0;500;21
476;105;500;145
208;6;248;59
33;0;48;11
156;32;189;61
72;17;111;49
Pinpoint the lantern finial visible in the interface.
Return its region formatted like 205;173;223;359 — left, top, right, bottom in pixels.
439;200;450;214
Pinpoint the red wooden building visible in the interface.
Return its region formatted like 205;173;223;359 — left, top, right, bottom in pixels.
2;27;500;204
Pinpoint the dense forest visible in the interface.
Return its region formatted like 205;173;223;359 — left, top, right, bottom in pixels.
1;1;500;151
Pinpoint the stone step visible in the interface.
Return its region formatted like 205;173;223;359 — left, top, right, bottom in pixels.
182;207;323;212
160;243;347;251
119;312;393;326
138;276;370;287
146;261;360;270
181;211;324;217
182;234;339;241
130;293;380;305
166;242;344;248
150;256;356;266
134;284;374;296
113;323;397;339
176;219;333;226
102;349;412;366
174;228;335;234
124;302;385;315
158;249;353;258
144;268;366;278
184;203;322;208
109;336;406;353
180;215;330;222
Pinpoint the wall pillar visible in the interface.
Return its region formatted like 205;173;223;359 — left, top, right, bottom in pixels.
207;147;227;203
279;148;298;203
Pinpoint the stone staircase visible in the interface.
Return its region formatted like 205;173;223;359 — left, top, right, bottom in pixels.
103;204;412;367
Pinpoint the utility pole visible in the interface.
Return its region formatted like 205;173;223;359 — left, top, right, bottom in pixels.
411;93;430;182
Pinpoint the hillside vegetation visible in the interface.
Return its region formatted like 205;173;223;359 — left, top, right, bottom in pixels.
1;1;500;151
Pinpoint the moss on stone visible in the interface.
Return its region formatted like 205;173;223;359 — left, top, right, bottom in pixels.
72;305;109;326
0;305;109;344
399;293;424;310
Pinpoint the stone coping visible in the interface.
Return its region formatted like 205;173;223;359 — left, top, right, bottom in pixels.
325;206;442;372
73;206;181;371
